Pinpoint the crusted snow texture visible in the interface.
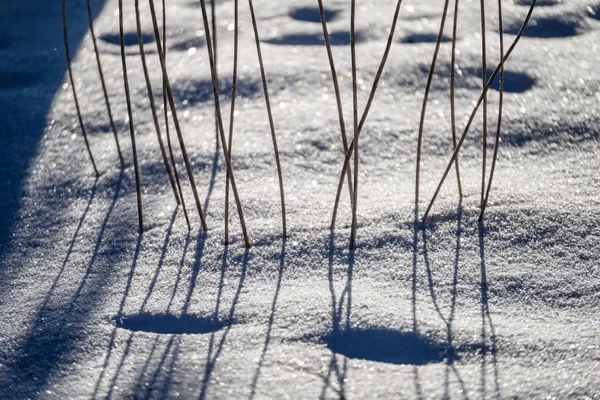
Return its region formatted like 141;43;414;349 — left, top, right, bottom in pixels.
0;0;599;399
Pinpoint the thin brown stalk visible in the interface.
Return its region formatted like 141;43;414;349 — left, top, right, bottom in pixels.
212;0;220;153
247;0;287;239
450;0;463;196
135;0;181;206
330;0;404;230
86;0;124;168
147;0;208;232
349;0;359;250
198;0;250;248
479;0;505;221
62;0;99;177
162;0;191;230
225;0;239;245
422;0;537;222
415;0;451;205
317;0;354;210
480;0;488;208
119;0;143;233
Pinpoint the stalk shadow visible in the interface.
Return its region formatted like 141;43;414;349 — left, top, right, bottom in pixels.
412;205;424;400
113;232;249;399
248;241;287;399
135;232;208;400
97;234;144;400
413;201;501;399
478;222;500;399
138;233;192;400
420;199;469;398
0;171;126;398
37;178;99;316
94;209;178;399
197;248;249;400
319;232;353;400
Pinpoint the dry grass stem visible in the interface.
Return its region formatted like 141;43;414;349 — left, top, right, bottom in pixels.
415;0;451;205
148;0;209;232
135;0;181;206
479;0;505;221
317;0;354;211
248;0;287;239
198;0;250;248
422;0;537;222
120;0;144;233
86;0;124;168
450;0;463;197
161;0;191;230
224;0;239;245
330;0;404;232
62;0;99;177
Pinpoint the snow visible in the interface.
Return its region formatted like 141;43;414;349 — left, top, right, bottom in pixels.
1;0;599;398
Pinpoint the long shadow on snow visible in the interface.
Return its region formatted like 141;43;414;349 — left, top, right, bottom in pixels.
99;232;254;399
248;242;286;399
133;233;194;400
479;222;501;399
139;241;250;400
197;248;249;400
91;209;179;399
317;223;455;398
312;202;501;398
318;234;353;399
0;172;133;398
415;202;501;398
0;0;107;258
420;200;470;397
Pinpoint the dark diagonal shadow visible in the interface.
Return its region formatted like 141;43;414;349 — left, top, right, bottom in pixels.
414;201;501;398
99;234;143;400
139;209;179;313
478;222;501;400
138;234;192;400
248;242;286;399
36;178;99;315
138;233;209;399
412;205;424;400
319;232;353;400
198;249;249;400
133;235;247;400
0;171;124;398
97;210;178;399
421;199;469;398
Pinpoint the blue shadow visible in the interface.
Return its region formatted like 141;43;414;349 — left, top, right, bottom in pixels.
0;0;107;257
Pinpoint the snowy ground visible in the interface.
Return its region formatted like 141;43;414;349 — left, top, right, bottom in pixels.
1;0;599;398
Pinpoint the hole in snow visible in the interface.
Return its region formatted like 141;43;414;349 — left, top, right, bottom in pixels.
322;327;449;365
289;7;339;23
485;69;535;93
506;15;583;38
263;31;365;46
114;313;233;335
99;32;156;47
401;33;452;44
513;0;561;6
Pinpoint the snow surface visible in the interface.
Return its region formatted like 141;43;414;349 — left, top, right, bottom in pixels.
1;0;599;398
